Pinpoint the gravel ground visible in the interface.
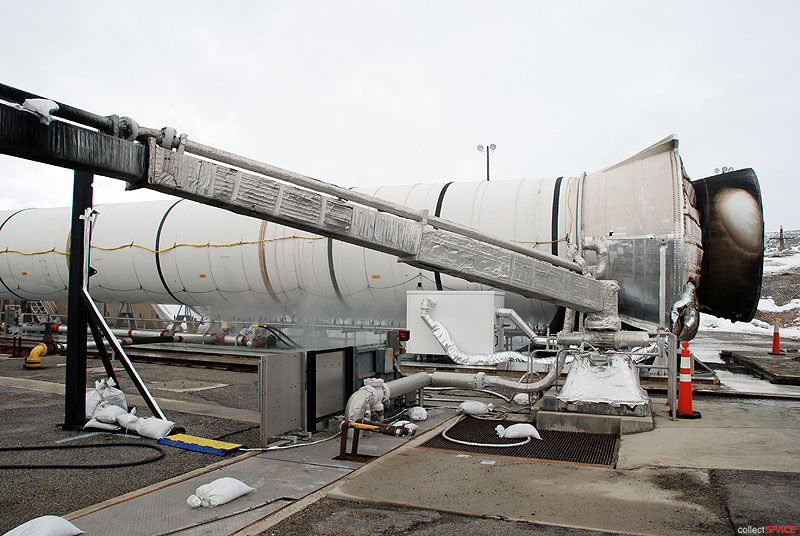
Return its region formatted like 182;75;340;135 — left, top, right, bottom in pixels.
0;360;260;534
0;353;259;412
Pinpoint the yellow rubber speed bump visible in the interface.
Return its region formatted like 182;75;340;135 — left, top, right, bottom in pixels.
157;434;242;456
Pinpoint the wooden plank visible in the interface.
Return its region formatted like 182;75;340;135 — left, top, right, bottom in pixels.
724;351;800;385
0;103;146;182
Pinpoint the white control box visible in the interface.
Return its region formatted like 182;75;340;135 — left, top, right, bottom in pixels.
405;291;505;355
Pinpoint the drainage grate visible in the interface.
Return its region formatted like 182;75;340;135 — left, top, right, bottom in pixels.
420;417;618;467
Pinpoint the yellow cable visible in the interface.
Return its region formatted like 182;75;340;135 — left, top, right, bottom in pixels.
512;178;574;245
0;236;324;257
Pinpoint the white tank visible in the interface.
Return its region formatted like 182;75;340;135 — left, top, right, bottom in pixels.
0;176;574;327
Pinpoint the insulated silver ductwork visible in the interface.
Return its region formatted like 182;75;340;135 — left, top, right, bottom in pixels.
419;298;527;365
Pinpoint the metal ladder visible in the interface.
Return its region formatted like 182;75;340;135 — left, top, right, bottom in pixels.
27;300;59;323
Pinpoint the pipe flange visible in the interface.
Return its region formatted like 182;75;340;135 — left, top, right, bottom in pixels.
107;114;121;137
160;126;178;150
120;116;139;141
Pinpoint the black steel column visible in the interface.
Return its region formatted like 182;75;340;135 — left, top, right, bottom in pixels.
63;171;93;428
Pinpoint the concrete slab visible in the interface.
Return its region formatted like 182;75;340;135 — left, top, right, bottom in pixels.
617;397;800;472
535;410;654;435
327;445;729;535
70;454;351;536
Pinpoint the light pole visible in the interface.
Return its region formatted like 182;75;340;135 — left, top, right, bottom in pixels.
477;143;496;181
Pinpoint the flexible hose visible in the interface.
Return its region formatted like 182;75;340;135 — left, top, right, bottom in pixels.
0;442;165;469
241;431;341;451
440;416;531;448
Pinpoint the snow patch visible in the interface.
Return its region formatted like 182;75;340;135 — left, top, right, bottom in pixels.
699;313;800;340
758;298;800;312
763;250;800;274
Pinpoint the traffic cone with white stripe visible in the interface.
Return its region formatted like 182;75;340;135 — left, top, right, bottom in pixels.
677;340;701;419
769;317;785;355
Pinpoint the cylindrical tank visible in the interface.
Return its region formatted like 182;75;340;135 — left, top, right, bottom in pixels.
0;176;574;328
0;136;764;332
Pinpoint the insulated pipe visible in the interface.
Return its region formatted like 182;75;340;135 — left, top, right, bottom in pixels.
420;298;527;365
345;353;565;421
382;372;432;400
582;239;609;280
670;282;699;341
556;330;650;349
483;350;567;393
496;308;539;341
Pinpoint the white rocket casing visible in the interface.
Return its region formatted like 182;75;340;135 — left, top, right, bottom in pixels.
0;136;764;330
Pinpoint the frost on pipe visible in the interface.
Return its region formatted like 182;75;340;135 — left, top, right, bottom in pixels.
692;169;764;322
419;297;527;365
557;354;648;407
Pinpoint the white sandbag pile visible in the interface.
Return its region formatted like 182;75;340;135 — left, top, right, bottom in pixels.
84;379;128;432
187;477;255;508
83;378;174;439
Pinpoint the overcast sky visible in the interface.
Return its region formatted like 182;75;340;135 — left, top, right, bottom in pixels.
1;1;797;231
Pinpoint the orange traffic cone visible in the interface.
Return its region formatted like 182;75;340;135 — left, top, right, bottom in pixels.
769;317;785;355
677;341;701;419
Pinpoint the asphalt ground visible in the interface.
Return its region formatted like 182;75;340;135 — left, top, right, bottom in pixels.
0;354;260;534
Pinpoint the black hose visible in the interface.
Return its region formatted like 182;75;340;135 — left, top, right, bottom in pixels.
264;326;298;348
0;442;165;469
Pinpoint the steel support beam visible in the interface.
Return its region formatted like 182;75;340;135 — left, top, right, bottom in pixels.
63;171;93;429
0;103;146;182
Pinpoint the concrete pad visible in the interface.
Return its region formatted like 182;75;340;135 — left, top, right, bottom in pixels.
535;410;654;434
618;397;800;472
327;446;729;535
71;454;351;536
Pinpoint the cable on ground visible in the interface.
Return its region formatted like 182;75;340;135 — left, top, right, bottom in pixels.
0;442;165;469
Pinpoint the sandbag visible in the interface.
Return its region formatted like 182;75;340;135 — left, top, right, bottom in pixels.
457;401;493;415
85;380;104;420
83;418;121;432
187;477;255;508
136;417;174;439
495;423;541;440
116;408;139;430
407;406;427;421
391;420;419;433
513;393;534;405
2;515;84;536
92;403;127;424
102;378;127;411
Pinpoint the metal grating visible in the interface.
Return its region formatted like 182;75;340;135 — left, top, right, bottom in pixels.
420;417;618;467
